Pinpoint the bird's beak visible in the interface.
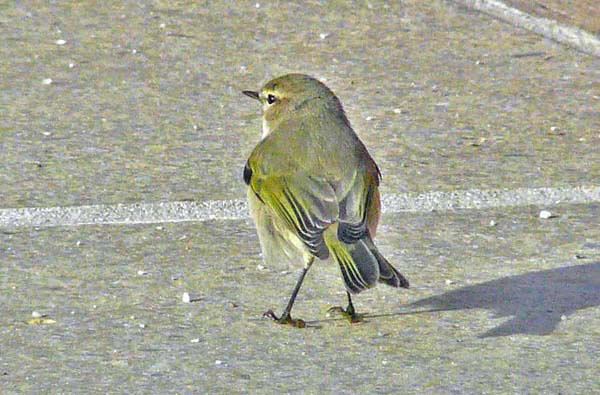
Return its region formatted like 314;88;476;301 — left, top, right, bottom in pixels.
242;90;260;101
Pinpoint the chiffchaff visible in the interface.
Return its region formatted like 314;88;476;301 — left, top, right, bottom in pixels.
243;74;408;327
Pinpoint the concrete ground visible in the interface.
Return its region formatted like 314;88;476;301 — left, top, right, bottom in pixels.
503;0;599;35
1;1;599;393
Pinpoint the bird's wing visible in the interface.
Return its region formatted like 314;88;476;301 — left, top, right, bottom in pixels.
245;161;338;259
337;164;380;244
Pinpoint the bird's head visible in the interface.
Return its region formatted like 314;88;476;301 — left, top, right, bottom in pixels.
243;73;343;137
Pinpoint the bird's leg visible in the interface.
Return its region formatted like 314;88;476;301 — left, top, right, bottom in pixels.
263;258;313;328
328;292;364;323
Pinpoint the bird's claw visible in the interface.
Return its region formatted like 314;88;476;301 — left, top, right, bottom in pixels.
327;306;363;323
263;309;306;328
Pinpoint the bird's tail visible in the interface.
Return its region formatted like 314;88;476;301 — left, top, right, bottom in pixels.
323;225;409;294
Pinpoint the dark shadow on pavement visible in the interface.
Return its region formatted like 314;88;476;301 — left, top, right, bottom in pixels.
410;262;600;338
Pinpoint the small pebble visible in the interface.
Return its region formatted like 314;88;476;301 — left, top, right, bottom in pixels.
182;292;191;303
31;311;43;318
42;78;53;85
539;210;553;219
55;39;66;45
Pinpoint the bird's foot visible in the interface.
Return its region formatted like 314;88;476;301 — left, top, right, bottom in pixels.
262;309;306;328
327;305;364;323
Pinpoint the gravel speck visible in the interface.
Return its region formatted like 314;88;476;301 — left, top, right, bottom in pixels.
539;210;553;219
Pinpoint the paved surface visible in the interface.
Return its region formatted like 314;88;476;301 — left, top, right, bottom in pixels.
1;0;599;393
1;186;599;228
503;0;599;35
458;0;600;56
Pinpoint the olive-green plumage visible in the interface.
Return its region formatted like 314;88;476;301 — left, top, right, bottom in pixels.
243;74;408;326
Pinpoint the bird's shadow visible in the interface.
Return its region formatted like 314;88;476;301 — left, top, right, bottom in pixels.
380;262;600;338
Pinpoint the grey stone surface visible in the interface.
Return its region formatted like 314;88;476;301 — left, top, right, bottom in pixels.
457;0;600;56
1;205;599;393
1;1;598;209
1;0;599;393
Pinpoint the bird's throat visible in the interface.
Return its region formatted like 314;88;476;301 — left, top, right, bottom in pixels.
262;118;272;138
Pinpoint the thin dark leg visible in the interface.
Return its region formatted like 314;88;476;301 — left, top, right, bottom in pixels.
263;259;313;328
280;265;309;318
345;292;356;317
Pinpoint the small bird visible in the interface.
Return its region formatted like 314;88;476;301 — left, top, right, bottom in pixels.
243;74;409;327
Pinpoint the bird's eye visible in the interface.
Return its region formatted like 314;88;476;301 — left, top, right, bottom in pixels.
266;94;276;104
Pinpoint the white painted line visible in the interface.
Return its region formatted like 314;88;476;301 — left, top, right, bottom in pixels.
456;0;600;57
0;186;598;229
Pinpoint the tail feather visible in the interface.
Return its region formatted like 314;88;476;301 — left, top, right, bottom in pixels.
377;254;410;288
324;225;409;294
363;236;410;289
324;226;378;294
330;239;379;294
